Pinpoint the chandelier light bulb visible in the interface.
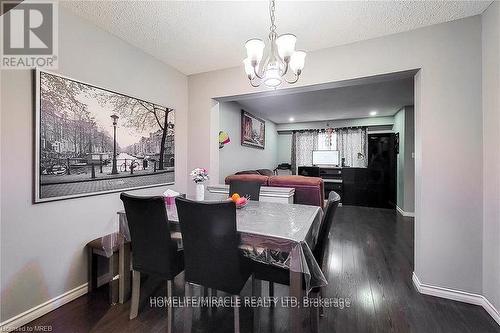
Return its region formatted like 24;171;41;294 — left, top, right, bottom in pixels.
243;58;255;78
276;34;297;61
290;50;306;74
245;39;265;63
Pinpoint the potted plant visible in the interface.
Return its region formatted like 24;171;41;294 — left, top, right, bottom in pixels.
190;168;209;201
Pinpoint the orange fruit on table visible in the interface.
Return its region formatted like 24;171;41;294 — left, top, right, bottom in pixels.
231;193;240;202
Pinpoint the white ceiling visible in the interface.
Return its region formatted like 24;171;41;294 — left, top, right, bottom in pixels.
60;0;492;75
235;77;414;124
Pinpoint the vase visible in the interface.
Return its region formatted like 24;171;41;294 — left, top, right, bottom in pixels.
195;183;205;201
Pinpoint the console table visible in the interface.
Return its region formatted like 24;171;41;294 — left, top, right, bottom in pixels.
207;185;295;204
298;166;397;208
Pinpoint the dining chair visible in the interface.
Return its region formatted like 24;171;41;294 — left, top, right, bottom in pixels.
251;191;341;332
120;193;184;331
228;180;262;201
175;197;252;333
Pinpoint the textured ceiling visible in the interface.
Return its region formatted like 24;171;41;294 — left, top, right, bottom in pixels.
60;1;492;75
236;78;414;124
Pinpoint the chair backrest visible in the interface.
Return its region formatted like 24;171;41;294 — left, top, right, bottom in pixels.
268;176;325;208
175;197;249;294
120;193;179;278
228;180;261;201
313;191;341;268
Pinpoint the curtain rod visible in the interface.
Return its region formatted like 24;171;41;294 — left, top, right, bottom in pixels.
283;126;367;134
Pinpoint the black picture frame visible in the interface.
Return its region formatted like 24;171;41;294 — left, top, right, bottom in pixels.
34;69;175;203
240;109;265;149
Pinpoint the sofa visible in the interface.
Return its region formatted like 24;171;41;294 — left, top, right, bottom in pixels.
234;169;274;176
225;170;324;208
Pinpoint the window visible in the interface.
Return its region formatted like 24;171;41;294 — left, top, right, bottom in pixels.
291;127;368;173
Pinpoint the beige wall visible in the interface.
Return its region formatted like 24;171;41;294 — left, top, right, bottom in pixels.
404;107;415;213
0;8;188;322
482;0;500;314
218;101;279;180
393;106;415;213
188;16;484;296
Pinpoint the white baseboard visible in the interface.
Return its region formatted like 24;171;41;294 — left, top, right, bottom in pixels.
412;272;500;326
483;297;500;327
396;205;415;217
0;283;88;332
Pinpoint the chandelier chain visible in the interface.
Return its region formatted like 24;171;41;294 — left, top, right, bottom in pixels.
269;0;277;40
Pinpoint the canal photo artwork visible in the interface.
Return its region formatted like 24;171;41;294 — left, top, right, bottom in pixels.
34;69;175;202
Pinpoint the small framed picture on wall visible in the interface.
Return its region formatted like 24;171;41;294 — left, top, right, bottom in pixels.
240;110;265;149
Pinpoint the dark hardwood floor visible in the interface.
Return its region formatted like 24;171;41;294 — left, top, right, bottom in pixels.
23;206;499;333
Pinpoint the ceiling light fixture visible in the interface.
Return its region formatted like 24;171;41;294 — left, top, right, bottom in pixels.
370;111;378;116
243;0;306;88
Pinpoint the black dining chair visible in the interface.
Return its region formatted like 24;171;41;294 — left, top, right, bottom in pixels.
228;180;262;201
175;197;252;333
120;193;184;331
251;191;341;332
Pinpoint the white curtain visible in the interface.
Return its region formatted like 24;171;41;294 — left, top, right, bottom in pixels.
291;128;367;171
318;131;337;150
337;128;368;167
293;131;318;172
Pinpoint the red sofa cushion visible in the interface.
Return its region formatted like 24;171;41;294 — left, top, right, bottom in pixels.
268;176;324;208
224;174;324;208
225;174;269;185
235;169;274;176
234;170;261;175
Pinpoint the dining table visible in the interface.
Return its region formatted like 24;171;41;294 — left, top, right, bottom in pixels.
112;191;327;333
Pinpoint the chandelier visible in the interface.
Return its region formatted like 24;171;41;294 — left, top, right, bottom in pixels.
243;0;306;88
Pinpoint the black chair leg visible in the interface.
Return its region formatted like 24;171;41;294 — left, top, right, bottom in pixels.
319;288;325;317
184;282;193;333
119;242;131;304
310;290;321;333
108;254;119;304
310;304;319;333
252;275;261;333
167;280;173;333
209;288;216;315
233;295;240;333
129;270;141;319
268;281;274;309
200;286;209;314
87;248;97;293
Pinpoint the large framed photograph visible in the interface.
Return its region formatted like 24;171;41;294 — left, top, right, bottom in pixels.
241;110;265;149
34;69;175;203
